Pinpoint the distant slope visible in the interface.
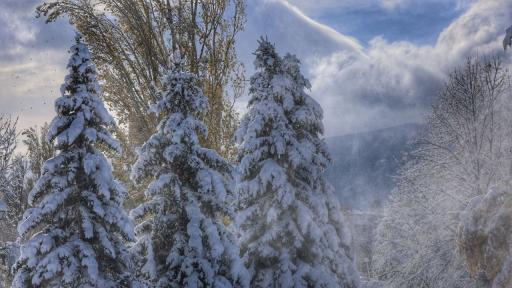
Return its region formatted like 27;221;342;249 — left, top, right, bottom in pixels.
325;123;423;210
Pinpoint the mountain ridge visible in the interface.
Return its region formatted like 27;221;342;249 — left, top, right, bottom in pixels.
325;123;423;210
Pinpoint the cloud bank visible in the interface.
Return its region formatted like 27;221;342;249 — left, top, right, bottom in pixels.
0;0;511;139
238;0;512;136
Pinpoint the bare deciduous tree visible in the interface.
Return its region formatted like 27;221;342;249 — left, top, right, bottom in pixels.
0;124;54;243
0;116;17;196
454;33;512;288
21;123;53;178
0;116;18;287
1;156;30;243
36;0;246;160
373;57;512;288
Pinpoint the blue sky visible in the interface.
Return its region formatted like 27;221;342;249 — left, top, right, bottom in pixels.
0;0;510;138
302;1;462;44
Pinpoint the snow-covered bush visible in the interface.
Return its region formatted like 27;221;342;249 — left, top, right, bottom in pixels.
129;54;248;287
452;24;512;288
458;185;512;288
12;34;135;288
235;38;360;288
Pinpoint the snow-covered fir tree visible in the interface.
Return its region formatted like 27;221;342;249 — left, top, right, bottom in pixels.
235;38;360;288
12;34;135;288
130;54;248;287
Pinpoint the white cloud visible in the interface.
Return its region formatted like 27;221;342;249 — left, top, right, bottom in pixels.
286;0;375;16
243;0;512;136
276;0;364;53
236;0;367;113
287;0;474;14
435;0;509;65
309;38;442;135
379;0;407;10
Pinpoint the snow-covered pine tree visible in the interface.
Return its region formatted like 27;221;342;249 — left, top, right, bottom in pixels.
12;34;135;288
129;54;248;287
235;38;360;288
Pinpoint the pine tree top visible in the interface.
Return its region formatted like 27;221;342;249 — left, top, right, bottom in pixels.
237;38;329;175
48;34;120;153
253;37;281;71
151;54;208;117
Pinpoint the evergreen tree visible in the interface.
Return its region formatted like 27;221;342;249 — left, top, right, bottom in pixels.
236;38;360;288
12;35;134;288
130;55;248;287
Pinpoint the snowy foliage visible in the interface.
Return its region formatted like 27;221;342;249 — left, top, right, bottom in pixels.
373;57;512;287
5;125;57;238
235;38;360;288
0;242;20;287
130;54;248;287
0;156;31;242
0;116;17;212
458;185;512;288
22;123;54;181
12;35;134;288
